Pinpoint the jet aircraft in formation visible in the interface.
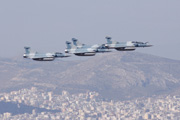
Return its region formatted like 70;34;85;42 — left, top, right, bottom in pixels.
23;37;152;61
23;47;70;61
105;36;152;51
65;38;111;56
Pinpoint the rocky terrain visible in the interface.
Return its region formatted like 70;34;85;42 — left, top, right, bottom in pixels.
0;52;180;100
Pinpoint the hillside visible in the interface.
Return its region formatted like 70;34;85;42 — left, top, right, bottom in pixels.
0;52;180;100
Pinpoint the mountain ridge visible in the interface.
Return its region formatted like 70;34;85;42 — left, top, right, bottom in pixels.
0;52;180;100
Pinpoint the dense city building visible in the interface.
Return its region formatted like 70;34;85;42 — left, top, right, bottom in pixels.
0;87;180;119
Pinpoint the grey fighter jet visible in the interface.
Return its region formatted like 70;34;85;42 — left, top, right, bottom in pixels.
71;38;111;53
23;47;70;61
65;38;111;56
65;41;96;56
105;36;152;51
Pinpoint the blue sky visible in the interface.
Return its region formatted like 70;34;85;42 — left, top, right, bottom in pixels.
0;0;180;60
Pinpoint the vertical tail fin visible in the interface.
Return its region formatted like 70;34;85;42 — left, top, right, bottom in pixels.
24;47;31;54
66;41;72;49
66;41;77;49
72;38;78;46
105;36;112;44
72;38;83;47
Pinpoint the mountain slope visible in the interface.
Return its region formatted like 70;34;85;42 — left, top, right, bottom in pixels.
0;52;180;100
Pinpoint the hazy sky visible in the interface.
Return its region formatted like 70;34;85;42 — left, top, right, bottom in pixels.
0;0;180;60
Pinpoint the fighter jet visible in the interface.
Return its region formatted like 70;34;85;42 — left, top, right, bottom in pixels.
64;38;111;56
105;36;152;51
65;41;96;56
23;47;70;61
71;38;111;53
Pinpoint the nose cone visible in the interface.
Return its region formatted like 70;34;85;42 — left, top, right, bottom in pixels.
146;44;153;47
